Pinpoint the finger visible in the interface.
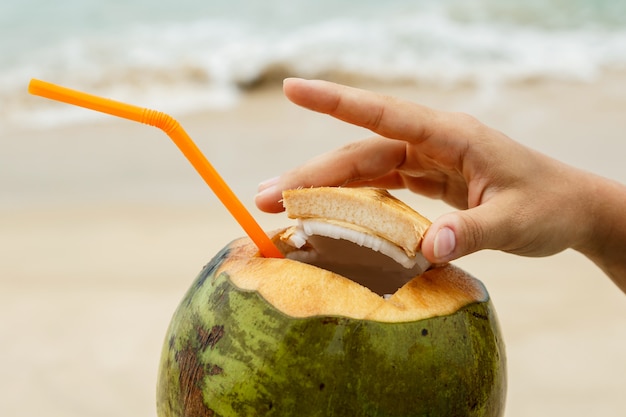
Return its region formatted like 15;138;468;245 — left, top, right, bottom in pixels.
422;197;522;263
283;78;442;144
255;137;407;213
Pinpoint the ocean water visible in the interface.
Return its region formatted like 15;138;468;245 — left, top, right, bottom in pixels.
1;0;625;128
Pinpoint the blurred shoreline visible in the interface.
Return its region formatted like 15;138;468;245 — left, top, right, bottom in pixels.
4;71;626;209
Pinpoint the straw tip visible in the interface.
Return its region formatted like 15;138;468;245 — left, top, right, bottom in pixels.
28;78;45;96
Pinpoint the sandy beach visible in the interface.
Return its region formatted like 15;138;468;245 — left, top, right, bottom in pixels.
1;76;625;417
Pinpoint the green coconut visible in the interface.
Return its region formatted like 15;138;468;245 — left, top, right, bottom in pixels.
156;188;506;417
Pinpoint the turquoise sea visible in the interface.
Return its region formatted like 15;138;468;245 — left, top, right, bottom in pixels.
2;0;625;127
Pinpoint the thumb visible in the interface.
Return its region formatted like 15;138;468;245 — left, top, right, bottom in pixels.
422;205;511;263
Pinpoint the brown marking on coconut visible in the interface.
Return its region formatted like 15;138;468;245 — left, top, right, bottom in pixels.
197;325;225;351
174;346;216;417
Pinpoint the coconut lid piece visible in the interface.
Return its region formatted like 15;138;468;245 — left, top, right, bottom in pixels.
280;187;432;288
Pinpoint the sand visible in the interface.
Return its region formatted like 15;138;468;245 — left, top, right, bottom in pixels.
1;76;625;417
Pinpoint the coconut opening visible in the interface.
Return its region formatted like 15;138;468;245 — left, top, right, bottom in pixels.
281;220;430;297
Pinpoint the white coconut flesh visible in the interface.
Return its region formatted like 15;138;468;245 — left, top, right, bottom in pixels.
281;219;431;297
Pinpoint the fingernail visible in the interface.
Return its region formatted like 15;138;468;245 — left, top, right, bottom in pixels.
257;176;279;192
433;227;456;260
255;177;282;209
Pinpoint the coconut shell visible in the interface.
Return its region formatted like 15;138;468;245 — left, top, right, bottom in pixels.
156;236;507;417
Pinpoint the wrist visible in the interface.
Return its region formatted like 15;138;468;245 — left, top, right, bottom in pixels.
572;172;626;292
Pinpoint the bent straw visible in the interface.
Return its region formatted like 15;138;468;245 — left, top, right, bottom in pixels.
28;78;283;258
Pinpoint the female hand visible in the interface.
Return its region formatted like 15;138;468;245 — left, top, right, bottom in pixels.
255;78;626;290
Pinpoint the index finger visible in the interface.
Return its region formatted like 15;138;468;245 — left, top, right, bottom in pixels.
283;78;440;144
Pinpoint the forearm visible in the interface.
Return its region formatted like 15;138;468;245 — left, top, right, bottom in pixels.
574;173;626;293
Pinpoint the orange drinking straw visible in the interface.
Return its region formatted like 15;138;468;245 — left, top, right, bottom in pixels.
28;78;283;258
